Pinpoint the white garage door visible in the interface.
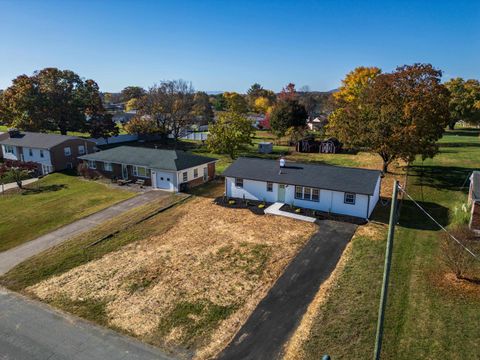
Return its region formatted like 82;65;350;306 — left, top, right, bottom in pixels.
152;170;174;191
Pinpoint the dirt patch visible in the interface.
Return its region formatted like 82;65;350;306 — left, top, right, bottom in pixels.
429;271;480;300
28;197;317;358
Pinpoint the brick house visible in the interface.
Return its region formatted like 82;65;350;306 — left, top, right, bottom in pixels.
79;146;217;192
0;129;96;175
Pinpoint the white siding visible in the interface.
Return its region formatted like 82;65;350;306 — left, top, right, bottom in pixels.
22;147;53;167
2;145;19;160
177;164;211;185
225;176;380;219
368;176;381;216
226;177;278;203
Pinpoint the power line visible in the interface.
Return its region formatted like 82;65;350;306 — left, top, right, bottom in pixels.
398;184;479;260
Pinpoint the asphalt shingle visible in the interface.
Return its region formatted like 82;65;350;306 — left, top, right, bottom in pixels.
79;146;217;171
222;157;381;195
0;132;91;149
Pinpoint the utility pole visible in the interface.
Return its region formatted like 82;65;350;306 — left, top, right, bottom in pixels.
373;180;399;360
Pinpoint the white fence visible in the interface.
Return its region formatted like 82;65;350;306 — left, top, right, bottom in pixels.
90;134;139;146
182;132;209;141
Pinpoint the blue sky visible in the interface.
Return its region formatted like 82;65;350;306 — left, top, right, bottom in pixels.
0;0;478;93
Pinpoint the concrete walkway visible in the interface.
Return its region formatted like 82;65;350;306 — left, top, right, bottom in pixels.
264;202;317;222
0;178;38;193
217;220;357;360
0;190;170;275
0;287;173;360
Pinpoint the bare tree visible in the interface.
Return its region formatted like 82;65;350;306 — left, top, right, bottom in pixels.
440;226;479;282
136;80;195;145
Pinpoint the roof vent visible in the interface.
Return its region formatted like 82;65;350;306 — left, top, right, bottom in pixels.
279;158;286;168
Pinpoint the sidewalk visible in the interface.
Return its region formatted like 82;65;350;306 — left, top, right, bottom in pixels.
0;178;39;193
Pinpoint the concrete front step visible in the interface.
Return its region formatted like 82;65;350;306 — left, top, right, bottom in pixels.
264;202;317;223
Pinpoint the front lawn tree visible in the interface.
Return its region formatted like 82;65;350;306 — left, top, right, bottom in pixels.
0;160;37;189
206;111;255;159
444;78;480;130
269;99;307;138
328;63;450;173
0;68;105;135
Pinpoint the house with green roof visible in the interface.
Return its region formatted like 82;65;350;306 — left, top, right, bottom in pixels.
79;146;217;191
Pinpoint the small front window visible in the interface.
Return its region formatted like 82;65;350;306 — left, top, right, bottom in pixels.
133;166;148;178
88;160;96;169
78;145;85;155
312;188;320;202
4;145;14;154
64;147;71;156
344;193;356;205
104;163;113;172
194;168;198;178
295;186;303;199
267;182;273;192
28;148;33;156
303;187;311;200
40;150;44;158
235;178;243;188
183;172;188;182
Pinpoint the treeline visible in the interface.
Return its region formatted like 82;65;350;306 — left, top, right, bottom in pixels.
1;65;479;173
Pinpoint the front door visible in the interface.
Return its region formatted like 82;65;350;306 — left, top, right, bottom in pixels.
277;184;286;202
121;164;128;180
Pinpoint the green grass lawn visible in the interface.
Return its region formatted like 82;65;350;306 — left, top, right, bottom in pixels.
301;128;480;359
0;172;135;252
0;194;184;291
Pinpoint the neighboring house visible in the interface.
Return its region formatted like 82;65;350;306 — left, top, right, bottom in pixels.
306;116;328;131
223;157;381;219
468;171;480;233
0;129;96;175
79;146;217;192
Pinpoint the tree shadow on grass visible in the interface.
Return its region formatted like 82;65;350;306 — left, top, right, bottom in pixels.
408;165;472;193
22;184;67;195
397;199;449;230
370;197;449;230
440;142;480;148
445;128;480;137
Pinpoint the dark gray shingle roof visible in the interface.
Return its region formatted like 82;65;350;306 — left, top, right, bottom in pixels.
223;157;381;195
79;146;217;171
0;132;92;149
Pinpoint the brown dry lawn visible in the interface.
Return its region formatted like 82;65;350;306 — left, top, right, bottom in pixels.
27;196;317;359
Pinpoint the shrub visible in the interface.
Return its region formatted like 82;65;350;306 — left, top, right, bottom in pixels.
258;204;265;209
228;200;236;205
440;225;479;282
295;208;302;214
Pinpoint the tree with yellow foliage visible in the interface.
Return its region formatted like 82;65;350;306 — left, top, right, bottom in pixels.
253;97;273;114
333;66;381;104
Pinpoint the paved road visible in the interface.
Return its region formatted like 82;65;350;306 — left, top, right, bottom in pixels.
0;287;173;360
0;191;169;275
217;220;357;360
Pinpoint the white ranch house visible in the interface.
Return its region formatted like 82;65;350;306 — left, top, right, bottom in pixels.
223;158;381;219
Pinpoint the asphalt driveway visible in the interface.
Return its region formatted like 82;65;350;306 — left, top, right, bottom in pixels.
0;190;170;275
217;220;357;360
0;287;173;360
